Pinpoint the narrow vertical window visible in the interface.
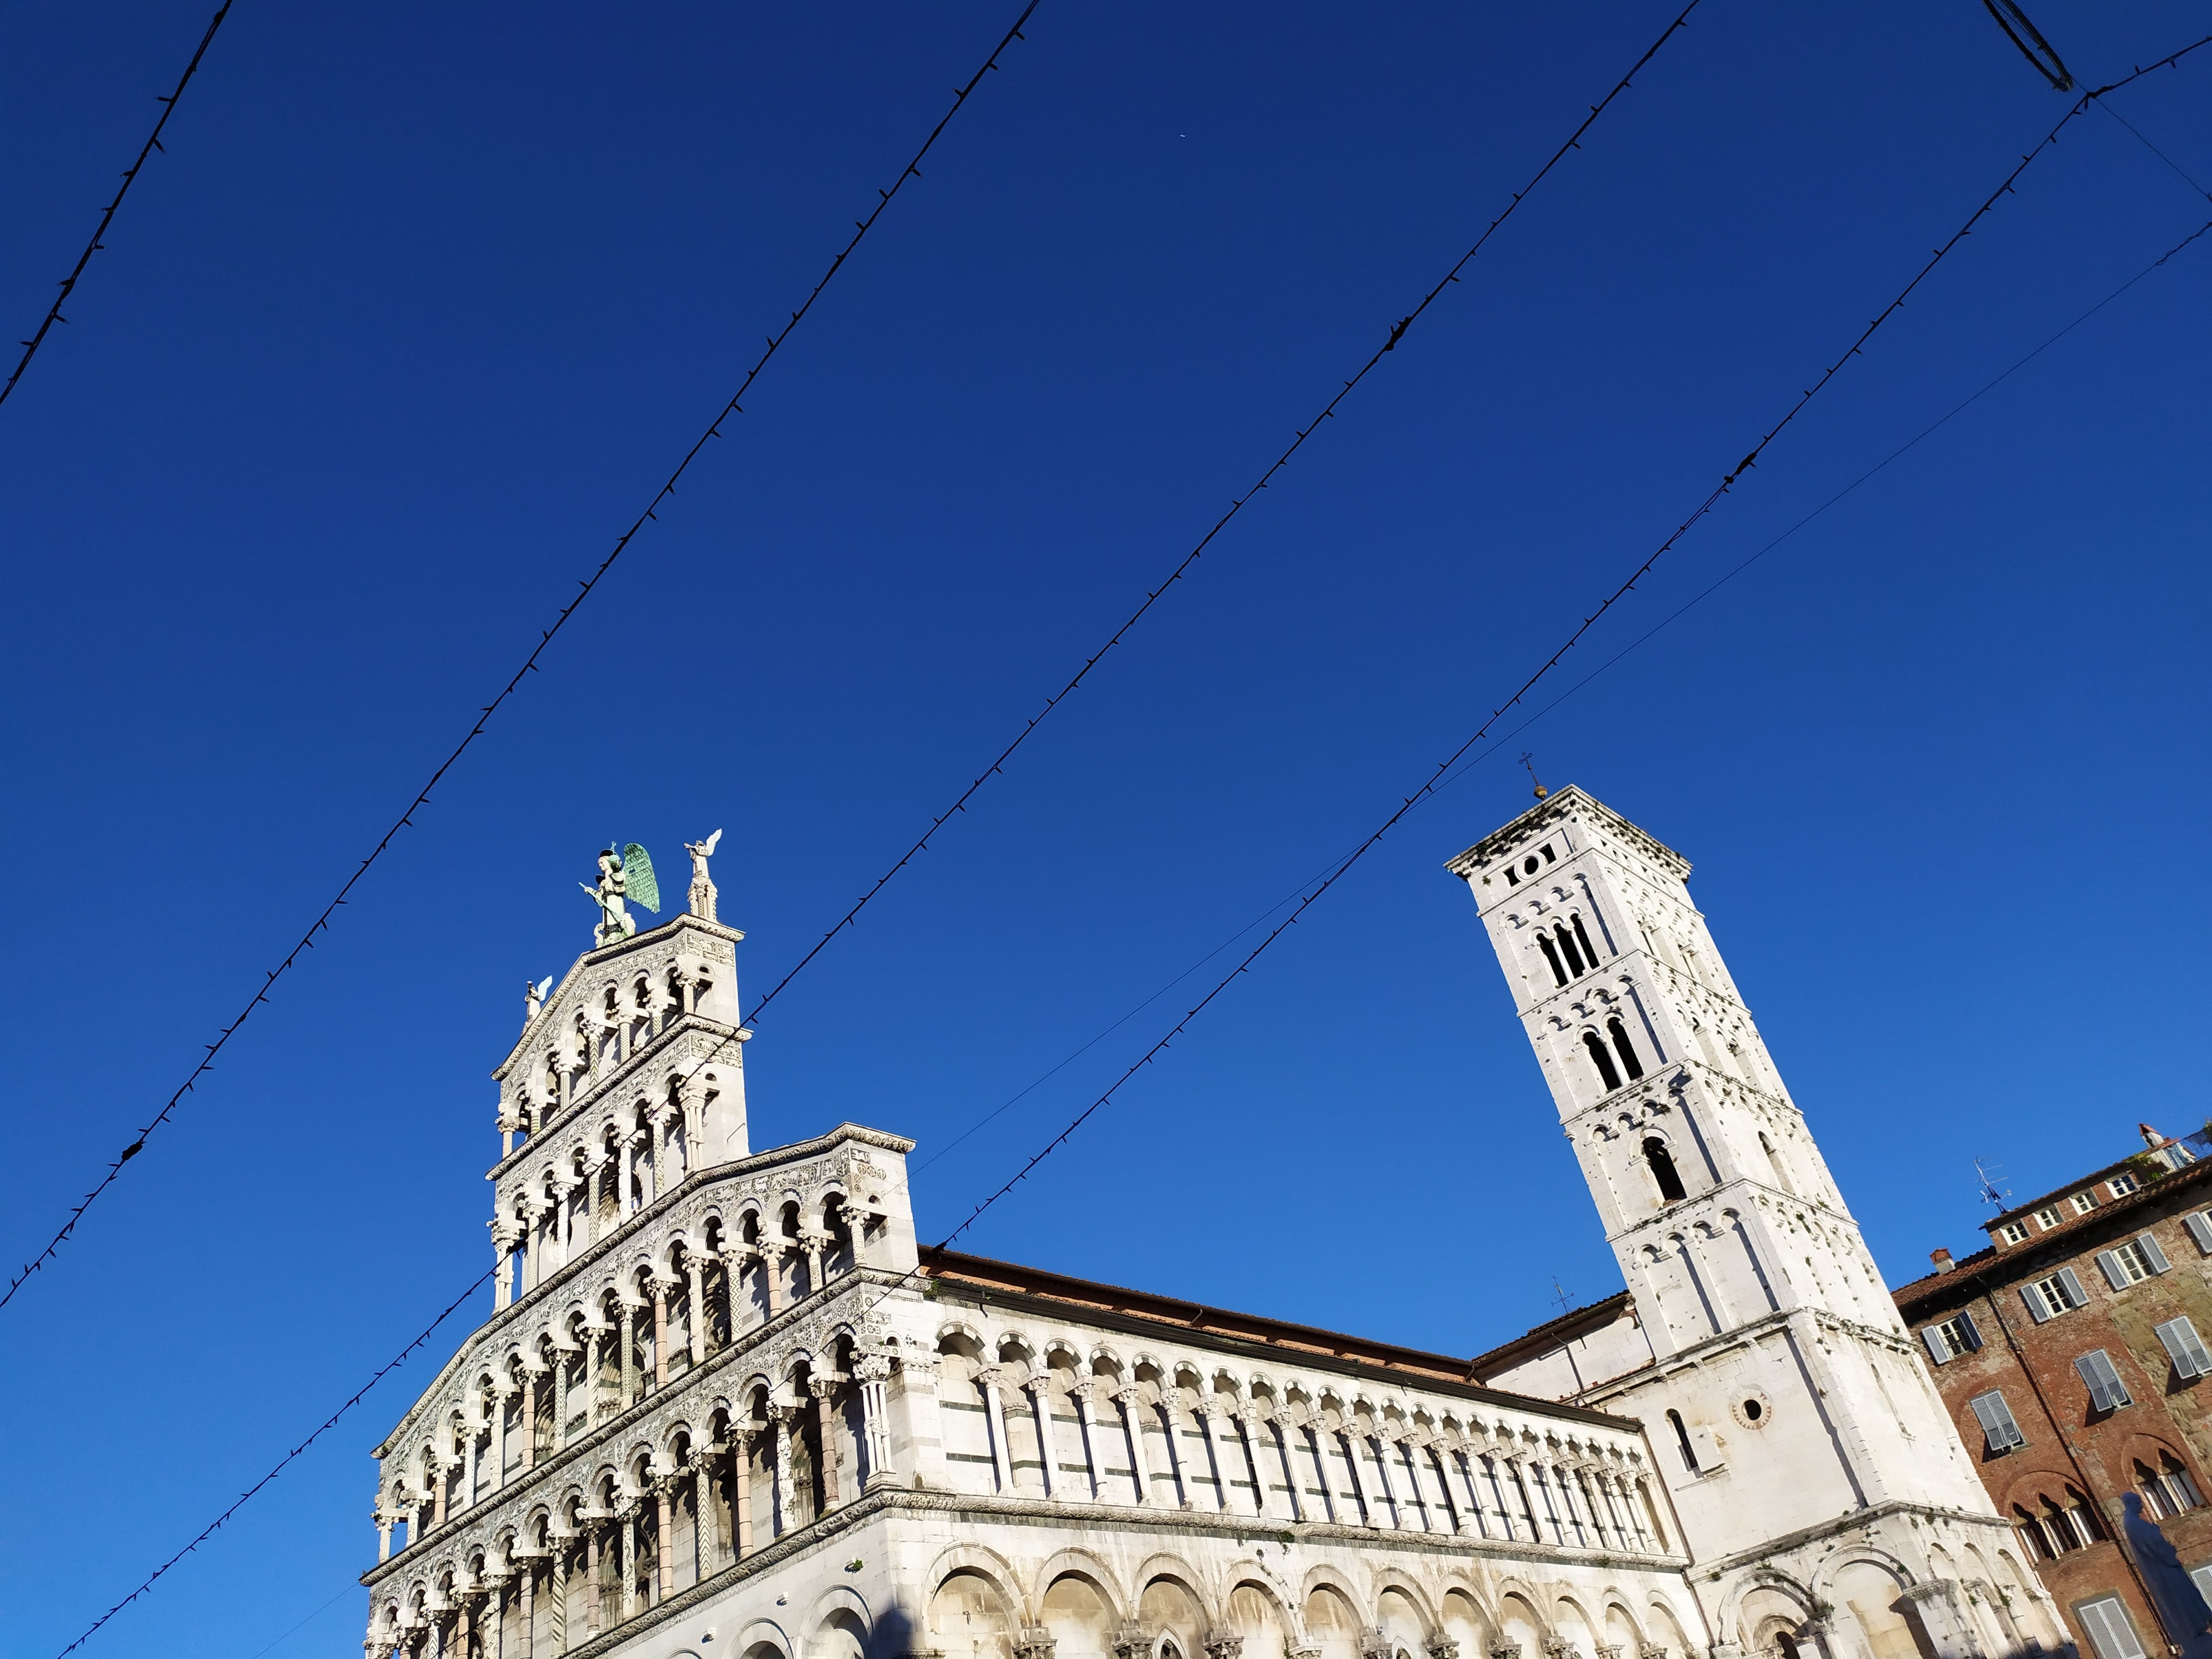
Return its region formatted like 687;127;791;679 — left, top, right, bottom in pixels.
1556;925;1586;977
1584;1031;1623;1092
1609;1017;1645;1081
1572;912;1603;969
1667;1409;1699;1473
1538;933;1567;987
1645;1138;1687;1203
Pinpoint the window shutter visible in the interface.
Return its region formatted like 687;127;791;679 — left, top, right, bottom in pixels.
2077;1349;2132;1411
2185;1213;2212;1255
2156;1317;2212;1380
2139;1233;2172;1274
2097;1250;2130;1291
2058;1267;2090;1308
2078;1597;2148;1659
1922;1327;1954;1364
1957;1311;1984;1352
1968;1390;2026;1452
2023;1285;2054;1323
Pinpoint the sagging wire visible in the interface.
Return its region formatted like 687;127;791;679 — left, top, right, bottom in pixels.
1;2;236;412
1;0;1044;1317
923;31;2212;1254
733;0;1708;1034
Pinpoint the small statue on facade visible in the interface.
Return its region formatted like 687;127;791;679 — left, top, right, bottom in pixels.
524;974;552;1024
582;843;660;947
684;828;722;921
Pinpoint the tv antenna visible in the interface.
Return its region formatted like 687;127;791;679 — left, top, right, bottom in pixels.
1550;1277;1573;1317
1974;1158;2012;1211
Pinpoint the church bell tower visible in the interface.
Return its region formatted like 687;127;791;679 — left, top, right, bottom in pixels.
1449;787;2041;1659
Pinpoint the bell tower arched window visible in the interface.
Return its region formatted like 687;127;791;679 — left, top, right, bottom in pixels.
1608;1016;1645;1081
1645;1136;1687;1202
1584;1030;1623;1092
1555;924;1587;977
1539;933;1568;987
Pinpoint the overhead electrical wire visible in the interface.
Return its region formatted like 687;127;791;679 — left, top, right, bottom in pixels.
734;0;1707;1034
1;1;236;412
921;32;2212;1253
927;181;2211;1188
46;29;2212;1658
0;0;1044;1317
54;1267;497;1658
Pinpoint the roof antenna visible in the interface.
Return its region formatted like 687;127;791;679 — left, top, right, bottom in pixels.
1551;1277;1573;1317
1520;753;1548;800
1974;1157;2012;1211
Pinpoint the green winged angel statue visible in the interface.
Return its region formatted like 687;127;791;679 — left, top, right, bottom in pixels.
582;842;660;947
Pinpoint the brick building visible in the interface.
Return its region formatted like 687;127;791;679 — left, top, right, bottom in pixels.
1897;1125;2212;1659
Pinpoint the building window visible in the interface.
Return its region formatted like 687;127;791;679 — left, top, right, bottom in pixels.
1666;1408;1699;1474
2077;1595;2148;1659
1571;912;1603;971
2096;1235;2172;1290
1584;1030;1623;1093
1999;1221;2031;1246
1968;1389;2027;1452
2185;1213;2212;1255
1923;1312;1983;1364
1554;923;1588;978
1645;1138;1688;1204
2073;1192;2099;1215
2137;1455;2204;1519
2110;1172;2141;1197
2156;1317;2212;1380
2036;1206;2063;1230
2076;1348;2133;1412
2023;1269;2089;1322
1606;1016;1646;1081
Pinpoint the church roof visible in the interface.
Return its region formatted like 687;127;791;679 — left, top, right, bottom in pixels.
919;1246;1640;1430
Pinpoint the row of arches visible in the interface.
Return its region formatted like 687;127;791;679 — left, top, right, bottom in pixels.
929;1326;1668;1556
507;956;718;1151
370;1332;898;1658
495;1068;735;1308
380;1179;874;1554
918;1548;1694;1659
1725;1537;2060;1659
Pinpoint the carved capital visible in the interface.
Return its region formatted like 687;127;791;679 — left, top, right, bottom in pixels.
1013;1630;1057;1659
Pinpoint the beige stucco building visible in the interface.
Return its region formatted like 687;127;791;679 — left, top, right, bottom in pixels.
359;790;2065;1659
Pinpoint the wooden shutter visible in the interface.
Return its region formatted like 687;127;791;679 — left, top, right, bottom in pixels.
2138;1233;2172;1273
2096;1249;2130;1291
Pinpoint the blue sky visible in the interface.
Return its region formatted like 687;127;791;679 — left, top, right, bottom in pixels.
2;3;2208;1653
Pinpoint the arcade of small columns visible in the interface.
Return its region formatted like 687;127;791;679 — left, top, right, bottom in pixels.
930;1331;1672;1557
377;1187;874;1563
368;1305;1676;1659
504;959;724;1157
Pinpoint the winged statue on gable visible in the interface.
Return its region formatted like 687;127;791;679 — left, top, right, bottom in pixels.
582;842;660;947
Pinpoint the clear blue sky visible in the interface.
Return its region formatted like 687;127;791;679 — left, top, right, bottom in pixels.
2;3;2207;1653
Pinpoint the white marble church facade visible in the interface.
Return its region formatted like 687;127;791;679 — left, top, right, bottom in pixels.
361;791;2065;1659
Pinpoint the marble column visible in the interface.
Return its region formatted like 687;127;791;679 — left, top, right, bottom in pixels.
655;1481;675;1603
811;1376;844;1508
733;1430;756;1557
520;1370;540;1471
651;1280;671;1389
977;1367;1012;1493
856;1357;894;1489
686;1256;708;1364
1114;1387;1153;1505
618;1305;638;1407
1030;1376;1062;1498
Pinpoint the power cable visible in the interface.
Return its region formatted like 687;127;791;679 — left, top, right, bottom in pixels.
924;32;2212;1253
1980;0;2073;92
733;1;1707;1034
2;2;236;412
924;172;2209;1193
0;0;1044;1317
2097;104;2212;200
50;32;2212;1658
54;1268;496;1658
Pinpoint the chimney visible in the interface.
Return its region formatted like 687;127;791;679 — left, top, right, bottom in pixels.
1931;1248;1955;1274
2142;1123;2169;1149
